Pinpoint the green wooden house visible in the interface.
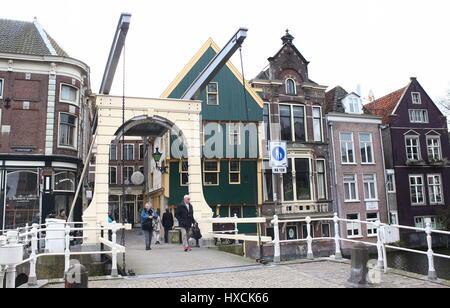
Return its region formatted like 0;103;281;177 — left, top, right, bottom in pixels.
161;38;264;233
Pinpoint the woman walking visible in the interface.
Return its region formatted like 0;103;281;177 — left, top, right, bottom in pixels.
141;203;155;251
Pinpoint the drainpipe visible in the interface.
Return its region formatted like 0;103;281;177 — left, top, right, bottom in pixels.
328;120;341;218
379;125;391;224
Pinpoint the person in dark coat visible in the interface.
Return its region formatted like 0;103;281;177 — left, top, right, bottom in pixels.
191;222;202;248
140;203;155;251
162;208;174;244
175;195;195;252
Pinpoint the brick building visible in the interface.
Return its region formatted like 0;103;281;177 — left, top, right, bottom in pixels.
251;31;333;247
0;18;93;228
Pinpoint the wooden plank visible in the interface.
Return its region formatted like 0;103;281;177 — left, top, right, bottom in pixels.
213;233;272;243
98;237;126;253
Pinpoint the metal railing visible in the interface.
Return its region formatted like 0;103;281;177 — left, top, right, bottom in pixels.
0;221;126;288
210;214;272;243
271;213;450;280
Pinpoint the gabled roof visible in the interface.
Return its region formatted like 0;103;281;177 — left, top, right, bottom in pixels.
160;38;263;108
268;31;310;65
364;86;408;124
0;18;68;57
325;86;348;113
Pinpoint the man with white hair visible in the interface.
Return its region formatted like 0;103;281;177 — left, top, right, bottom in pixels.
175;195;195;252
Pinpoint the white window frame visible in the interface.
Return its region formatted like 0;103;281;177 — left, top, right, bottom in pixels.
180;160;189;187
122;166;134;185
139;144;145;160
316;159;327;200
206;82;219;105
363;174;378;201
366;212;379;237
412;92;422;104
229;160;241;185
312;106;323;142
203;160;220;186
359;133;375;164
426;136;442;160
58;112;78;150
59;83;80;106
122;144;135;161
409;175;425;206
386;170;396;193
279;104;308;142
110;144;117;161
109;166;117;185
285;78;297;96
346;213;362;239
340;132;356;164
427;174;444;205
343;174;359;202
53;170;76;193
409;109;429;123
281;157;313;202
405;135;421;161
0;78;4;99
414;216;441;230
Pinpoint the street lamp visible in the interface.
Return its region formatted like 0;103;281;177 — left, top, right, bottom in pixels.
152;148;168;174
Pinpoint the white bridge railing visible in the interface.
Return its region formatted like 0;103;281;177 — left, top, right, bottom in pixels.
272;213;450;280
0;221;127;288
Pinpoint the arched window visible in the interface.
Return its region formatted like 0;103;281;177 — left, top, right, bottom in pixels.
286;79;296;95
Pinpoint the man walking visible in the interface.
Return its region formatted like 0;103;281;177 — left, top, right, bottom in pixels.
175;195;195;252
162;208;174;244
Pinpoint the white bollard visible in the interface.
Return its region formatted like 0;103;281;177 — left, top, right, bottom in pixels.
0;265;5;289
234;214;239;244
272;215;281;263
28;224;39;286
306;217;314;260
64;225;71;274
5;265;16;288
111;222;118;277
425;219;437;280
333;213;342;260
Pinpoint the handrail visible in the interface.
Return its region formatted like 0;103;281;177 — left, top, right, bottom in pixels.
0;221;125;288
271;213;450;281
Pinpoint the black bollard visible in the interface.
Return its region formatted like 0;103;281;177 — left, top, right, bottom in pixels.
347;243;370;288
65;262;89;288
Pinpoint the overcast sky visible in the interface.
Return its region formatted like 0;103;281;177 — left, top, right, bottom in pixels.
3;0;450;102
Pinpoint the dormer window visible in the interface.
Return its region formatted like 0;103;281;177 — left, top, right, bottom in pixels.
344;96;362;114
412;92;421;104
286;79;296;95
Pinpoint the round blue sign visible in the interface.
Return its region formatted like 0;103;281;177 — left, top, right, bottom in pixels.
272;146;286;162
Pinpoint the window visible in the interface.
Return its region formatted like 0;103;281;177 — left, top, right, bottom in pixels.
180;161;189;186
263;104;271;141
286;225;298;240
347;97;361;114
427;136;442;160
301;224;314;239
122;144;134;161
295;159;311;200
229;160;240;184
428;175;443;205
293;106;306;142
228;124;241;145
286;79;296;95
280;105;292;141
207;82;219;105
412;92;422;104
386;170;396;193
283;159;294;201
415;217;442;230
363;174;378;201
409;175;425;205
0;78;3;99
312;107;323;142
360;133;374;164
340;133;355;164
321;223;331;238
409;110;429;123
316;160;327;200
122;167;134;184
110;144;117;161
60;84;79;105
405;136;421;161
109;167;117;184
204;161;219;186
54;170;76;192
263;161;274;202
346;214;361;238
59;113;77;148
139;144;145;160
367;213;379;237
344;174;358;202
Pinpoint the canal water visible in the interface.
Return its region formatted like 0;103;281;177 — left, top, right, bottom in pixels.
384;248;450;280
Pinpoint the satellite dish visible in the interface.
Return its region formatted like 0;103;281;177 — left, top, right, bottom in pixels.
131;171;145;185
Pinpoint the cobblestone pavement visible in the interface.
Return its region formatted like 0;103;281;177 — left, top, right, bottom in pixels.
47;260;448;288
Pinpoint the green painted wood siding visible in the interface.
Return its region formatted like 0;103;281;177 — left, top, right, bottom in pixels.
167;47;262;122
